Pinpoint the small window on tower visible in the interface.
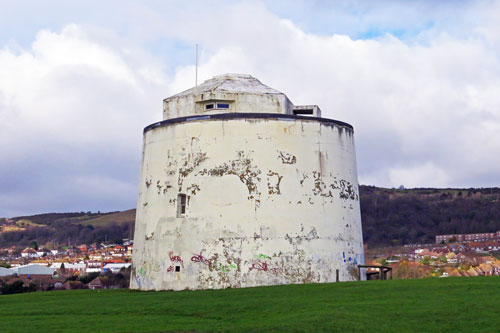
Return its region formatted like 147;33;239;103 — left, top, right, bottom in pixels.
216;103;230;109
205;103;214;110
177;193;187;217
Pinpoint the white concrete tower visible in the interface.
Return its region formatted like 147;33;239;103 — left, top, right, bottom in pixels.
131;74;364;290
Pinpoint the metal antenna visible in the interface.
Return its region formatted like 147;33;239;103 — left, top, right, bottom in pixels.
195;44;198;86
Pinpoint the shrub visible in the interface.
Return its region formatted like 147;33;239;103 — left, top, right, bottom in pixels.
1;281;37;295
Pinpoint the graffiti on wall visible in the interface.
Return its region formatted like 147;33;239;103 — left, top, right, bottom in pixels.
339;251;364;265
191;252;237;273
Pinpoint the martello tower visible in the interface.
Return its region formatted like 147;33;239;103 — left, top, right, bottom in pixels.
130;74;364;290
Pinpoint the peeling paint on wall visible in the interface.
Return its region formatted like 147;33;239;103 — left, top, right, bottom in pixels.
196;150;262;200
131;117;364;291
277;151;296;164
266;171;283;195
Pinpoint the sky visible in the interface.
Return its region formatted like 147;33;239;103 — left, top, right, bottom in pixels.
1;0;500;217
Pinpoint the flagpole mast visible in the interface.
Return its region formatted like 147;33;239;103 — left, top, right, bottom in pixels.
195;44;198;86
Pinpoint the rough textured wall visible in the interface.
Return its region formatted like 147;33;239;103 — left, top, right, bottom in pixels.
131;116;364;291
163;92;292;120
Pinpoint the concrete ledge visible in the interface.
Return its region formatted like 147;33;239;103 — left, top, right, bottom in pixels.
144;113;353;134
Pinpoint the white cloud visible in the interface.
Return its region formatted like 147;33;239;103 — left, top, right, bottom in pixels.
0;24;168;216
2;1;500;216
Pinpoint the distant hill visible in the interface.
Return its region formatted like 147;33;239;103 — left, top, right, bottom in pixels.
0;211;134;250
360;186;500;246
1;186;500;250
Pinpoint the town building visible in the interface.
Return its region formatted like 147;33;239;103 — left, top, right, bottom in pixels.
435;231;500;244
21;248;38;258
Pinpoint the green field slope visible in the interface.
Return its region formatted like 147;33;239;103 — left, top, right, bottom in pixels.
79;209;136;227
1;277;499;332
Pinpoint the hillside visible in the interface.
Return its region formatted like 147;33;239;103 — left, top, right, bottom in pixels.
0;211;134;250
79;209;135;227
1;186;500;249
1;277;499;332
360;186;500;246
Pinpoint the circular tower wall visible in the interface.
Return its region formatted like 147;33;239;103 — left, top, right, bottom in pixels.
130;113;364;291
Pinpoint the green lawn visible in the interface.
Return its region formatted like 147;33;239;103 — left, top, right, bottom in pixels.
1;277;499;332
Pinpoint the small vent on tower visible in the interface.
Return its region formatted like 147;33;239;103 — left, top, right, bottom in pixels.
293;109;313;115
292;105;321;117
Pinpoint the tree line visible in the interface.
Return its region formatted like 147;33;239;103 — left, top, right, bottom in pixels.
2;186;500;249
360;186;500;246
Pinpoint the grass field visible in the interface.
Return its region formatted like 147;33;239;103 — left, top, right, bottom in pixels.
1;277;499;332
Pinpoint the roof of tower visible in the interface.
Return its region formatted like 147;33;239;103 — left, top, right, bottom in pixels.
162;73;322;120
168;74;282;98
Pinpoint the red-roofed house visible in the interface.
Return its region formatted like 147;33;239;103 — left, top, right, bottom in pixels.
88;277;112;290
